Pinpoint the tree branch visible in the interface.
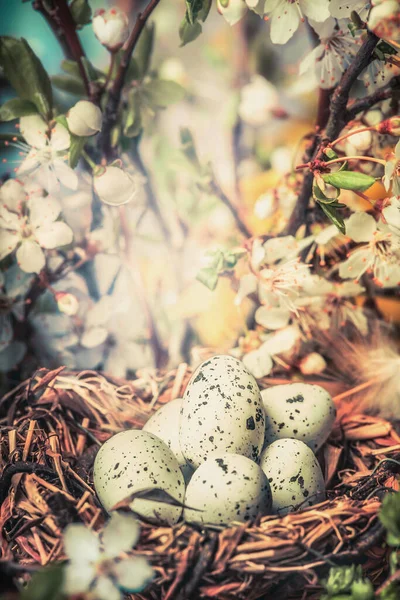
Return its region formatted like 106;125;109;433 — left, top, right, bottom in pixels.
100;0;161;159
347;74;400;120
33;0;96;103
284;31;379;236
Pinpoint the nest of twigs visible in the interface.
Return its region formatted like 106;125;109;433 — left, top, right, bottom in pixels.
1;365;400;600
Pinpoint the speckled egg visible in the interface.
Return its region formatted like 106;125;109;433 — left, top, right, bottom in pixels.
179;355;265;468
261;383;336;451
260;438;326;515
143;398;192;483
184;453;272;526
93;430;185;524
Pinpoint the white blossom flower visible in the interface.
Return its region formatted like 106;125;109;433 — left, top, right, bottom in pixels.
329;0;371;19
296;275;369;334
264;0;330;45
67;100;103;137
217;0;248;24
383;139;400;196
92;7;130;51
300;18;361;89
94;165;139;206
238;75;279;127
63;513;153;599
16;115;78;193
339;212;400;287
368;0;400;41
0;195;73;273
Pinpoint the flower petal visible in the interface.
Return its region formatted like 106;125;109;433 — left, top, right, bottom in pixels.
235;273;258;305
35;221;73;249
114;557;154;593
346;212;377;243
263;236;298;264
0;230;19;260
91;576;121;600
102;513;140;558
338;248;371;281
242;344;273;379
29;195;61;228
20;115;48;149
301;0;330;21
269;2;300;45
63;562;96;596
50;123;71;151
16;240;45;273
52;159;79;190
63;523;100;563
255;305;291;330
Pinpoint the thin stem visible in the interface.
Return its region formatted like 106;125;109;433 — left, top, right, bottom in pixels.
324;155;386;166
284;31;379;235
100;0;161;158
347;75;400;120
81;149;98;171
209;177;251;238
329;126;375;148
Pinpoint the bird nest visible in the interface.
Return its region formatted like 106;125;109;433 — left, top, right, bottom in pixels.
1;366;400;600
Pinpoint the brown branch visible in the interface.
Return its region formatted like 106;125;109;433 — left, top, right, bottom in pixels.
100;0;161;159
347;74;400;120
209;178;252;238
33;0;97;103
284;31;379;236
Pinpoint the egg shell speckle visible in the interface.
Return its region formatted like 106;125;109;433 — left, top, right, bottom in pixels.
93;430;185;524
261;383;336;451
260;438;326;515
142;398;192;483
184;453;272;526
180;355;265;468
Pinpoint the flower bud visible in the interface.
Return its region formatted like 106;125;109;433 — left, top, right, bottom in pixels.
92;7;129;52
299;352;327;375
345;129;372;152
67;101;102;137
217;0;248;26
93;165;138;206
368;0;400;41
377;117;400;136
56;292;79;316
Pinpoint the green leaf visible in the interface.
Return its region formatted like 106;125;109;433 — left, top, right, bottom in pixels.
324;147;338;160
313;182;340;205
51;74;85;96
322;171;375;192
179;17;203;46
142;80;185;108
179;0;211;45
69;134;87;169
196;267;219;290
124;89;142;138
380;492;400;546
20;565;64;600
0;98;37;121
180;127;200;165
319;202;346;234
61;58;103;82
70;0;92;26
126;57;140;82
134;23;154;78
0;37;53;118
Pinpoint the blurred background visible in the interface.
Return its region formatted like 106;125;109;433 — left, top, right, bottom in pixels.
0;0;327;389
